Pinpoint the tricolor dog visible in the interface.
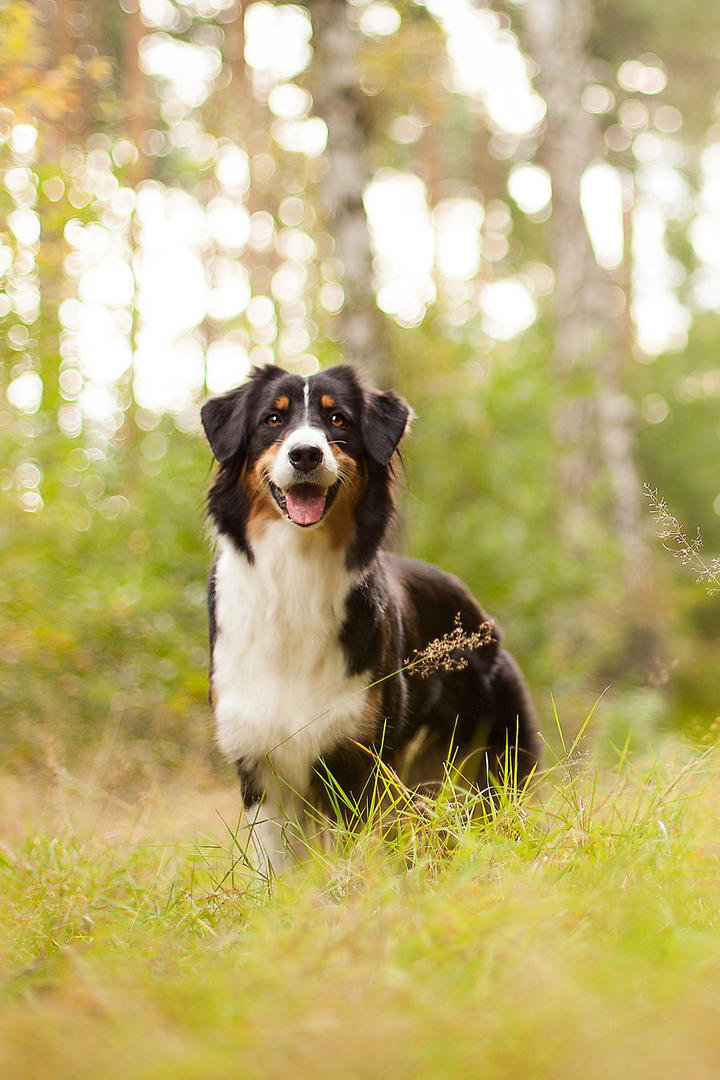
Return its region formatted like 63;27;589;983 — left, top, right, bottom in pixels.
201;364;539;873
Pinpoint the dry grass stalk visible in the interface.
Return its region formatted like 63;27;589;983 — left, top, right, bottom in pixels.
405;614;495;679
644;484;720;596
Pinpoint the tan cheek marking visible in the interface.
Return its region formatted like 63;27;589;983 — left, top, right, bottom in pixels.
244;444;284;543
326;449;366;551
321;394;335;409
245;444;281;497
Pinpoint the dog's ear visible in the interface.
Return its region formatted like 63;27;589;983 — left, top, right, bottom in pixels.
362;388;413;466
201;383;254;464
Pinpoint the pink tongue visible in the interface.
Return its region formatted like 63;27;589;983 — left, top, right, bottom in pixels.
286;486;327;526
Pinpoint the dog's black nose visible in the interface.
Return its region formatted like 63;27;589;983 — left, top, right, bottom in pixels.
289;444;323;473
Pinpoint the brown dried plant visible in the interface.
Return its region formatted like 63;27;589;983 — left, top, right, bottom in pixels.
644;484;720;596
405;614;495;679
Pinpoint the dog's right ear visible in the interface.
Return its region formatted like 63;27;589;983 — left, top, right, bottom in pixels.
201;383;253;464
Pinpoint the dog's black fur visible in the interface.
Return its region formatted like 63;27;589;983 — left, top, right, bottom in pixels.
202;364;539;841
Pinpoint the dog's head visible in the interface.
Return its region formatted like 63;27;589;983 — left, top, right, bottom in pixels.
202;364;411;548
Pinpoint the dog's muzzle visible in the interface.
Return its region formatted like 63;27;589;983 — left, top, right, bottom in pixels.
269;430;340;527
270;480;340;526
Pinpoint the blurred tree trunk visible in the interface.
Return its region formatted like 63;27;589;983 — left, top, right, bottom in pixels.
307;0;390;386
521;0;657;667
224;0;247;88
119;2;151;450
522;0;646;578
55;0;74;64
123;0;150;184
210;2;282;374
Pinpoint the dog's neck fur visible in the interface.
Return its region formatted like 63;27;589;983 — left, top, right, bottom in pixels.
211;526;372;793
226;518;361;629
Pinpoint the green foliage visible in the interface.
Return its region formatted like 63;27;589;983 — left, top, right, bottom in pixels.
0;423;214;774
633;317;720;722
394;322;647;707
597;0;720;133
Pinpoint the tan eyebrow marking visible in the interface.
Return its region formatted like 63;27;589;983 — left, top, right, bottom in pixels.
321;394;335;409
274;395;290;410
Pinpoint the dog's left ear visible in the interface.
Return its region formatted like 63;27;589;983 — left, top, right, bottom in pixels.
362;388;413;466
201;383;254;464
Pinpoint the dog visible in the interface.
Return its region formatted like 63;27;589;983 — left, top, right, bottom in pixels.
201;363;539;873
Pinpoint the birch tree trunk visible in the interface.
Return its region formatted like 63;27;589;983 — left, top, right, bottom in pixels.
123;1;150;185
55;0;74;64
307;0;390;386
522;0;648;587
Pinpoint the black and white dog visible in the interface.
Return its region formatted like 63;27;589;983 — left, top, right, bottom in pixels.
201;363;539;872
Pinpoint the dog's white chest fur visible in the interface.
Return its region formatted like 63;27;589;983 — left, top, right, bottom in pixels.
211;524;372;793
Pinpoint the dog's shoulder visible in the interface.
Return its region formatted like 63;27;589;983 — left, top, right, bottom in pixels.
380;552;499;654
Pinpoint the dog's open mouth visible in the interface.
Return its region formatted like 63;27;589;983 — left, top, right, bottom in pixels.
270;482;340;527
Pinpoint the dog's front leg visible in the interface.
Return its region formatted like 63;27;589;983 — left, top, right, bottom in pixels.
245;793;308;878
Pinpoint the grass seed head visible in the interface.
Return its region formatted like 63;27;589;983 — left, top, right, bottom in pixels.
405;614;495;679
645;484;720;595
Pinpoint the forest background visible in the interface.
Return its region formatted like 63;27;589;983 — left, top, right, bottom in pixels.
2;0;720;787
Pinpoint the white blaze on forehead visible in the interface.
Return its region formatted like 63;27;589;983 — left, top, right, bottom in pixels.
269;422;339;491
303;376;310;421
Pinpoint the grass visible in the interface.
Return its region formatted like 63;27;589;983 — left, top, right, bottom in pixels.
3;737;720;1079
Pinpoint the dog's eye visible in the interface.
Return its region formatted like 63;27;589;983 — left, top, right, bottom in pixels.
329;412;346;428
265;413;283;427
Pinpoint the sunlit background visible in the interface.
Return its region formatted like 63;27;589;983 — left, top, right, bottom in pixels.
2;0;720;763
5;1;714;451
